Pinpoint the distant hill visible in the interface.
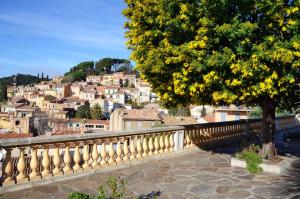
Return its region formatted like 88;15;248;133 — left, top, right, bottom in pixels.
0;74;39;86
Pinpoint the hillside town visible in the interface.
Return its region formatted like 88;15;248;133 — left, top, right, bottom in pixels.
0;72;251;138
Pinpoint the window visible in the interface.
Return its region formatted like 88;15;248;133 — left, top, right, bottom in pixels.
68;123;73;127
235;112;241;120
95;125;104;129
137;121;142;129
21;113;26;117
221;112;227;122
126;121;131;129
85;125;94;128
76;124;80;128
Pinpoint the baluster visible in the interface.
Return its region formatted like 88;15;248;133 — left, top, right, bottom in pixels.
29;147;41;180
63;145;73;174
108;142;116;165
154;135;159;155
116;141;123;164
129;138;136;160
52;146;63;176
100;143;108;166
123;140;129;162
142;137;148;158
169;133;174;151
92;143;100;169
148;136;154;156
194;130;199;145
42;147;52;178
73;144;83;172
185;131;191;148
190;131;195;147
164;134;170;152
2;148;15;185
197;129;201;144
82;144;91;170
159;134;165;153
136;137;142;159
16;148;29;183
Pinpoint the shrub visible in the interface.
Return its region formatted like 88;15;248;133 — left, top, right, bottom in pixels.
236;144;263;174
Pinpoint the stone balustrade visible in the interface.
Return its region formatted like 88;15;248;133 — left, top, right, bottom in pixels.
0;116;296;187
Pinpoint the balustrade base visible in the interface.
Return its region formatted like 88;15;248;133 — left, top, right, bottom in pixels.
29;174;42;181
82;166;92;171
92;165;101;169
41;173;53;179
73;168;84;173
63;169;74;175
108;161;116;166
15;177;29;184
52;171;63;176
2;180;16;186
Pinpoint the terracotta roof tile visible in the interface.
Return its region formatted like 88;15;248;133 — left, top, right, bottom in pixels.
0;133;33;139
162;116;197;125
123;109;161;121
52;130;81;136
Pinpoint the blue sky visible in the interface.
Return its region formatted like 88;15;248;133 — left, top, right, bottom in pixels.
0;0;130;78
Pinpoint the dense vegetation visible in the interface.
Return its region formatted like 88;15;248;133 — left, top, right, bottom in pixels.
63;58;133;83
0;74;40;86
123;0;300;158
75;104;105;120
0;83;8;102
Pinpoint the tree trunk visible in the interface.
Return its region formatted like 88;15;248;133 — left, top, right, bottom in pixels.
260;96;276;159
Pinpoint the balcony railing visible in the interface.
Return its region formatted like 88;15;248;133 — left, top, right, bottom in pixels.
0;116;296;189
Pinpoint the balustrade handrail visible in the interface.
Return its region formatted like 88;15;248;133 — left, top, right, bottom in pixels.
0;126;184;148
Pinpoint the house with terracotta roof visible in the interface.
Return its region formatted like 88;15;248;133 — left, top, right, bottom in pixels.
54;84;71;99
86;75;102;84
104;85;119;97
112;91;125;104
110;108;162;131
35;82;54;91
62;97;88;110
80;89;97;102
103;74;114;85
214;106;252;122
49;118;110;134
70;83;82;97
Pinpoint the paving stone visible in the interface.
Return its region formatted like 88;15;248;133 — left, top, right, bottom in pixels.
228;190;251;199
216;185;230;194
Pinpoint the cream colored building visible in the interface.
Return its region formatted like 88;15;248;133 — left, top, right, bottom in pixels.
110;108;162;131
215;106;252;122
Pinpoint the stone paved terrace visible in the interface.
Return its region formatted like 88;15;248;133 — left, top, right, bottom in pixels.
1;143;300;199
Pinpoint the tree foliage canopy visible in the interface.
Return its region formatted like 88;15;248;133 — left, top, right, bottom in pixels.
124;0;300;111
90;104;103;120
63;58;133;82
95;58;132;75
0;84;8;102
75;104;91;119
64;61;95;82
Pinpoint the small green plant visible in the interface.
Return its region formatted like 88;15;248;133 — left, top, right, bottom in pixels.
101;176;127;199
68;192;90;199
67;176;127;199
235;144;263;174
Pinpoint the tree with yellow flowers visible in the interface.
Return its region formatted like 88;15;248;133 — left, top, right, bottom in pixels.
123;0;300;158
